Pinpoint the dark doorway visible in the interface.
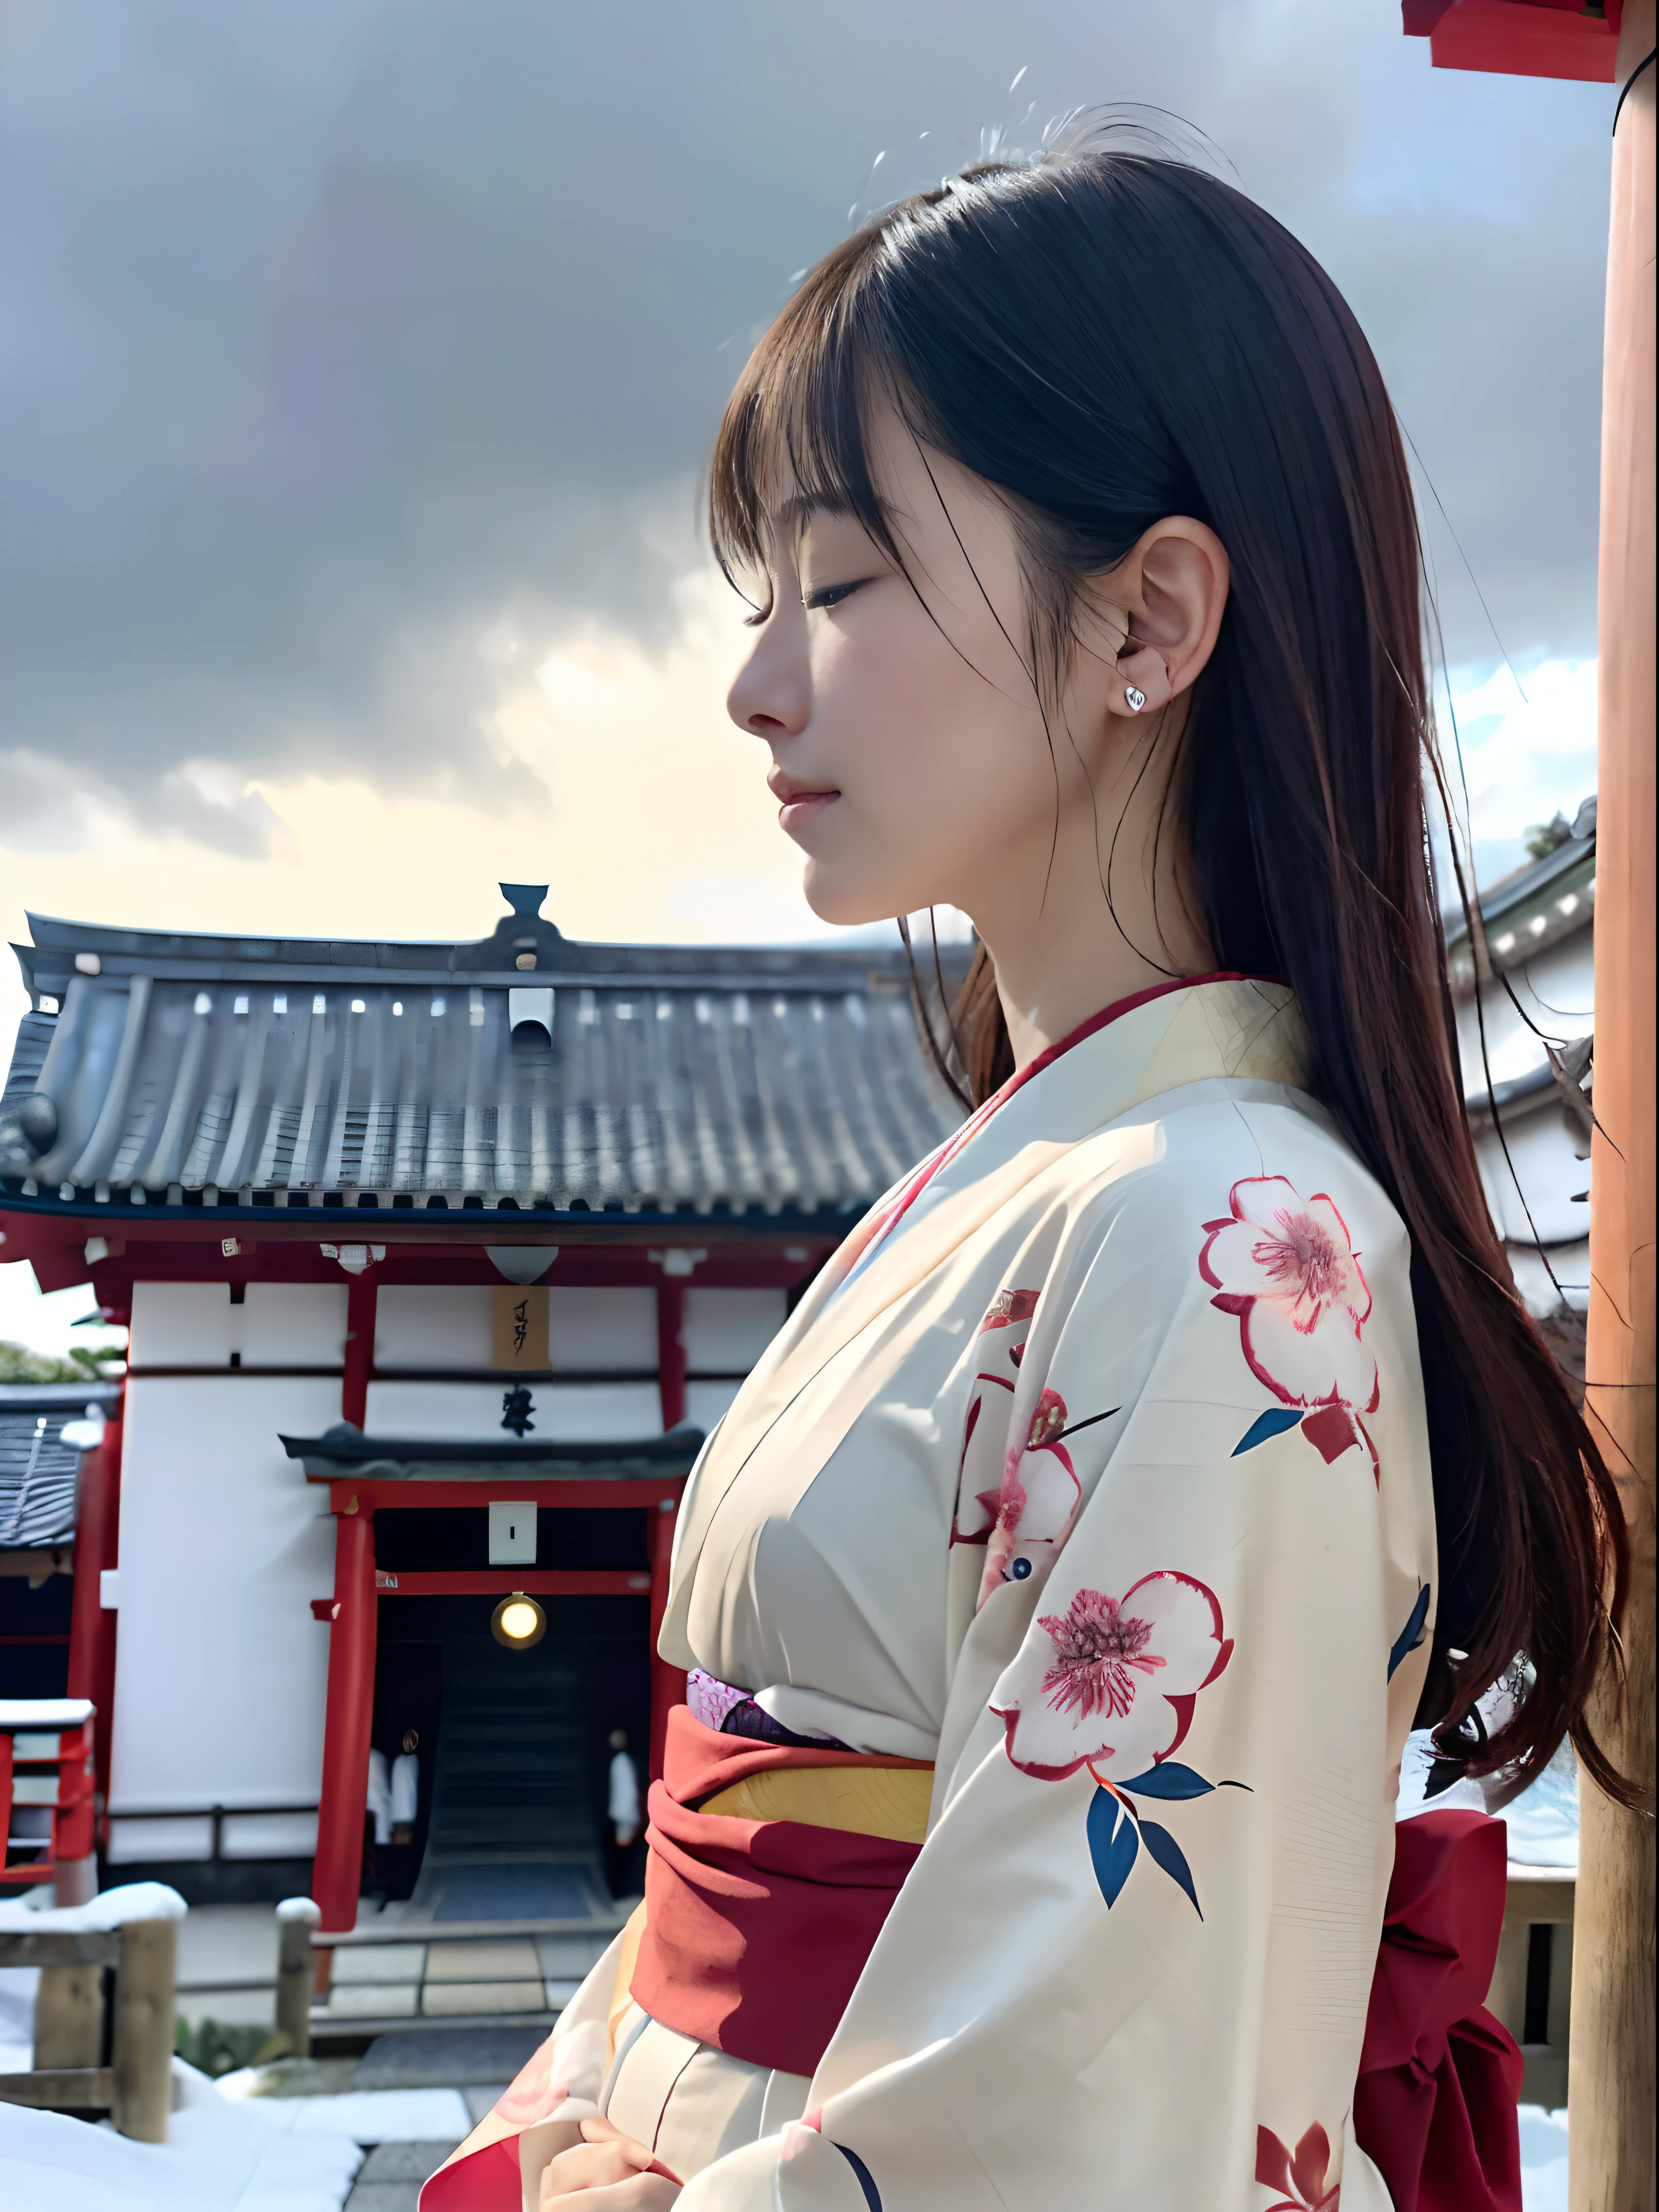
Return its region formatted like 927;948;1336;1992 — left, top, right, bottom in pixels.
376;1593;648;1922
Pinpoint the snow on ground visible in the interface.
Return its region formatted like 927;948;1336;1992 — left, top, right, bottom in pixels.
216;2072;472;2140
0;2062;360;2212
0;2060;471;2212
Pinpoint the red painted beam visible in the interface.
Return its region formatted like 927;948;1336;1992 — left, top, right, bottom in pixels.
371;1569;651;1596
0;1204;834;1302
1406;0;1621;82
656;1282;687;1431
321;1476;684;1513
341;1272;376;1427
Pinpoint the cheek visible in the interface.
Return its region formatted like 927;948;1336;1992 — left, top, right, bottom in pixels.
816;604;1030;816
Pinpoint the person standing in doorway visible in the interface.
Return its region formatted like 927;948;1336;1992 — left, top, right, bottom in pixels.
604;1727;644;1899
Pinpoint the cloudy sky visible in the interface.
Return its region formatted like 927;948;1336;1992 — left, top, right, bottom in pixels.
0;1;1617;1033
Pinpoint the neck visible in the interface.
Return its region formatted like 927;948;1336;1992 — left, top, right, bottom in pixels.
968;792;1213;1077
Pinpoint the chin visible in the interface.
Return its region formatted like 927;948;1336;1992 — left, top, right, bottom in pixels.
800;858;900;929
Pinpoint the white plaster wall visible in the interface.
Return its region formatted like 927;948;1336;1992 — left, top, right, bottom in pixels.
375;1285;494;1370
373;1286;662;1372
1455;930;1593;1092
129;1280;236;1367
221;1810;319;1858
1472;1095;1589;1248
547;1288;656;1370
242;1283;347;1366
365;1379;663;1441
129;1281;346;1369
685;1379;743;1432
683;1289;786;1372
107;1814;213;1864
109;1376;340;1821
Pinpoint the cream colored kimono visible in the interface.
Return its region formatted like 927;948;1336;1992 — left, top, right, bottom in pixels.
528;977;1435;2210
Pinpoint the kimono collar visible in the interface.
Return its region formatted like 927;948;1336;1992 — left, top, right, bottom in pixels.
831;972;1309;1295
659;974;1312;1666
995;970;1290;1106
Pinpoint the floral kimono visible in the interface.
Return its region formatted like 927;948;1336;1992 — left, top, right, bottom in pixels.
425;974;1469;2211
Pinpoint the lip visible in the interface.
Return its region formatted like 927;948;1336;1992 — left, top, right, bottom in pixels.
767;769;840;832
777;790;838;830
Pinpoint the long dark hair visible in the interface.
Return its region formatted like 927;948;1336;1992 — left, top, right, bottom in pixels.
708;132;1631;1799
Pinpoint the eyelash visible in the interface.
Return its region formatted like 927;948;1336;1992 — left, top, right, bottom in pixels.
742;577;869;628
803;579;866;613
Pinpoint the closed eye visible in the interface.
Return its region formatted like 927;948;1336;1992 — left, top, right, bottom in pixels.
803;578;871;613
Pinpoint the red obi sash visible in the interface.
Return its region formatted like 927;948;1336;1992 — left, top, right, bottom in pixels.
1353;1808;1524;2212
629;1705;926;2078
422;1749;1523;2211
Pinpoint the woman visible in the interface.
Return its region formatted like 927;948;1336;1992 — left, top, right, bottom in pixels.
426;129;1627;2211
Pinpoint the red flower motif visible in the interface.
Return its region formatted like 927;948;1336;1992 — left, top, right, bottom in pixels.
1201;1176;1377;1416
1039;1588;1164;1721
1256;2122;1340;2210
991;1570;1232;1781
974;1387;1082;1602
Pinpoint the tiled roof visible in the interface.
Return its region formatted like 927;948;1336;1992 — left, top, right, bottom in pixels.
1444;828;1595;992
2;895;966;1224
0;1386;118;1548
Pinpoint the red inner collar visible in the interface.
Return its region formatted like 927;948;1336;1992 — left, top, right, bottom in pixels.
992;971;1281;1110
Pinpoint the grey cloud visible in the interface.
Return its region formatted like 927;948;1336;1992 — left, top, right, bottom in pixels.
0;0;1619;845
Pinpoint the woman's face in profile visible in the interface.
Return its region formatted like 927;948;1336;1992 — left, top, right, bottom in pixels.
725;413;1106;932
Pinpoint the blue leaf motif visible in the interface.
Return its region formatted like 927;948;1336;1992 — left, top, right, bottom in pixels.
1231;1407;1305;1456
1387;1583;1432;1681
1117;1761;1215;1800
832;2143;883;2211
1086;1786;1139;1907
1138;1818;1203;1918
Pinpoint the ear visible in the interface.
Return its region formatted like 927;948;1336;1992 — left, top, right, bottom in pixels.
1099;518;1230;721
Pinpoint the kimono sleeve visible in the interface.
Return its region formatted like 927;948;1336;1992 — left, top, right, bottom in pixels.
676;1119;1435;2211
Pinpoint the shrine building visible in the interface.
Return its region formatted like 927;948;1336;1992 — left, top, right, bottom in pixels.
0;888;962;1942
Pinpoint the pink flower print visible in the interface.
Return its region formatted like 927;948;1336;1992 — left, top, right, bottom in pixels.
978;1285;1040;1335
952;1291;1041;1548
1201;1176;1377;1417
991;1570;1232;1781
1040;1588;1163;1720
976;1388;1083;1603
1256;2122;1340;2209
686;1669;748;1734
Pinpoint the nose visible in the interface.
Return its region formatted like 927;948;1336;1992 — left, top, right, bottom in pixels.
727;605;810;741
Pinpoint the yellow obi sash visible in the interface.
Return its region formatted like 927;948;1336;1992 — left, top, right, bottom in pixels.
697;1760;933;1844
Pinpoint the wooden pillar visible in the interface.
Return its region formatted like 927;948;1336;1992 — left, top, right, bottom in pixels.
66;1400;122;1818
647;1491;684;1785
656;1281;687;1431
1570;9;1656;2208
342;1270;377;1428
310;1502;376;1935
309;1266;381;1939
650;1283;689;1781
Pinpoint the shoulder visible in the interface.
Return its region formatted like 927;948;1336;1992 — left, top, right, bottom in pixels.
1018;1085;1414;1394
1057;1081;1408;1271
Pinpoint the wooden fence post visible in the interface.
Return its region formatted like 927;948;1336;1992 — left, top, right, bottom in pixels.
110;1915;176;2144
275;1897;320;2058
32;1960;103;2071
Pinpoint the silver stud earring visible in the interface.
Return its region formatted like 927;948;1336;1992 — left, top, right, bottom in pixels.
1124;684;1147;713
